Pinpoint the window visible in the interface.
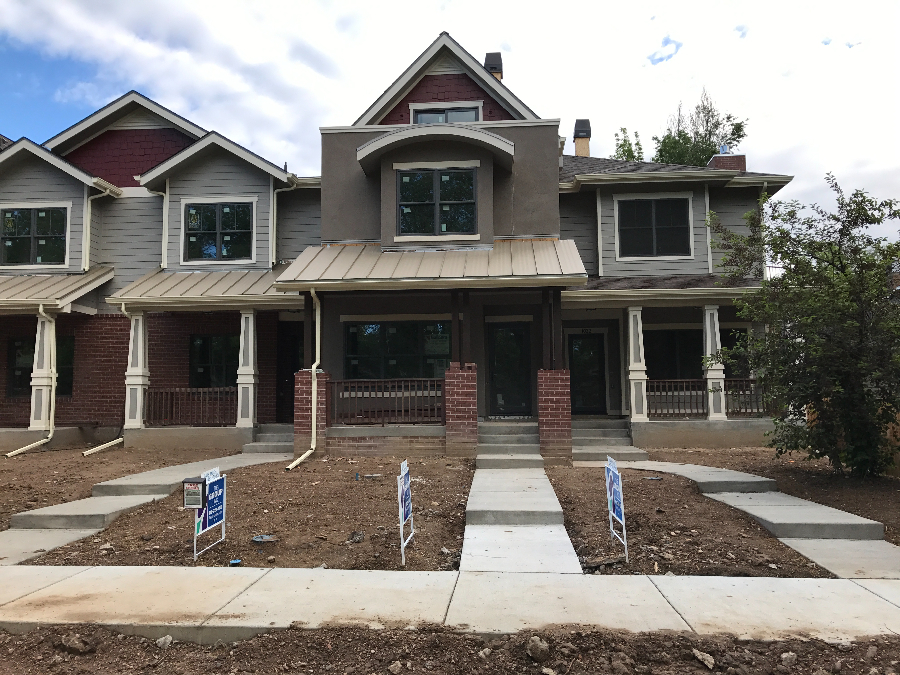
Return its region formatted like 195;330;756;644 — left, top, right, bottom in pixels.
56;335;75;397
5;334;73;396
398;170;476;235
345;321;451;379
413;107;479;124
184;202;252;262
644;330;703;380
617;197;691;257
1;207;66;265
189;335;240;388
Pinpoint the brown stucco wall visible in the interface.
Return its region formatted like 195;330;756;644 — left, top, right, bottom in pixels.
321;130;383;242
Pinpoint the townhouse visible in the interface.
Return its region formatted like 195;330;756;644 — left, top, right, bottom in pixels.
0;33;790;457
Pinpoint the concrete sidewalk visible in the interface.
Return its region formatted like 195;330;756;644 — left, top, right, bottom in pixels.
3;566;900;643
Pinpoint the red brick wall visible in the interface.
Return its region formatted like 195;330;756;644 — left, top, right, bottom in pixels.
0;315;38;427
294;370;330;453
326;435;444;456
64;129;195;187
444;362;477;455
379;74;515;125
707;155;747;172
538;369;572;457
147;311;278;423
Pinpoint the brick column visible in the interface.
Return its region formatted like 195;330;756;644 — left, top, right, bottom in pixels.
294;369;329;455
444;362;477;457
538;368;572;462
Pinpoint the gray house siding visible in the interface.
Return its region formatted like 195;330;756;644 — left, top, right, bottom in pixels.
166;148;271;270
559;191;598;276
709;187;758;271
277;188;321;262
0;154;86;274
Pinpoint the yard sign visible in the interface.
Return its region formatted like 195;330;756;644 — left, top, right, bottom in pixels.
397;460;415;566
605;456;629;562
193;469;226;561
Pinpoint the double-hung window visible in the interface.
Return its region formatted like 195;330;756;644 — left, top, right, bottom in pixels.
413;107;479;124
617;197;691;258
189;335;240;388
398;169;476;235
1;207;67;265
184;202;253;262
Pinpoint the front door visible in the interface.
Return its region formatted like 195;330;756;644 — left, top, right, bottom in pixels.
276;321;303;423
487;323;532;416
568;332;607;415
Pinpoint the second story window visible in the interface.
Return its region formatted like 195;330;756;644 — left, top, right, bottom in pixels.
184;202;252;262
617;197;691;258
1;207;67;266
413;107;479;124
398;169;476;236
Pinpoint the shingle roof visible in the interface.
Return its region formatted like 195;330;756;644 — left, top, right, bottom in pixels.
574;274;761;291
0;134;12;152
559;155;783;183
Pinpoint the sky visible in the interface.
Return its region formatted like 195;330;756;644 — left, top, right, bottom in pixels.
0;0;897;238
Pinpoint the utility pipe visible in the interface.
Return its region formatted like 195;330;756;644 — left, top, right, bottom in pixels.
6;305;57;458
271;174;302;266
287;287;320;471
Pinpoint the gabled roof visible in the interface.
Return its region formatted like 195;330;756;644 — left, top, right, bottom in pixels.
0;134;12;151
0;138;122;194
43;91;206;153
354;32;539;126
138;132;295;189
0;266;114;314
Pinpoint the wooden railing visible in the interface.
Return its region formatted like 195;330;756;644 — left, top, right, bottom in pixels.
725;379;772;417
647;379;708;418
329;379;444;426
145;387;237;427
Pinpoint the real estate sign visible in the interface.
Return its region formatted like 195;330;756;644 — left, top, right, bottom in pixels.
193;473;226;560
605;456;629;562
397;460;415;566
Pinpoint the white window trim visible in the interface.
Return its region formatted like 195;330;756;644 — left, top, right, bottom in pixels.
612;191;695;262
0;201;73;270
179;196;258;266
393;160;481;170
409;100;483;123
394;234;480;243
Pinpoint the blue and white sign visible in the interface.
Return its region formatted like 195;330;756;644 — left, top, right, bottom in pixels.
193;473;226;560
397;460;415;566
605;456;629;562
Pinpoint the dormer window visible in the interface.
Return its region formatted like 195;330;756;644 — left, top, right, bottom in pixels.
1;206;67;266
398;169;476;235
182;199;255;263
413;107;479;124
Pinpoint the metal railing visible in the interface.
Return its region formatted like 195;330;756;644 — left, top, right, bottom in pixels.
647;379;708;418
329;378;444;426
725;379;772;417
145;387;237;427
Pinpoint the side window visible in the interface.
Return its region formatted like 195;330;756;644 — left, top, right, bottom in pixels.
6;337;34;396
56;335;75;397
617;198;691;258
1;207;67;265
398;170;476;235
189;335;240;388
184;202;253;262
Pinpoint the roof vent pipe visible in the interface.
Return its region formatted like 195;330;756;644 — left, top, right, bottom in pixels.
574;119;591;157
484;52;502;80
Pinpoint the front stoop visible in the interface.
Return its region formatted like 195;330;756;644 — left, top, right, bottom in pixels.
571;418;649;462
242;423;294;454
477;421;543;469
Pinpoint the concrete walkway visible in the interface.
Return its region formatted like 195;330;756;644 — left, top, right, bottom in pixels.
3;565;900;643
0;452;291;566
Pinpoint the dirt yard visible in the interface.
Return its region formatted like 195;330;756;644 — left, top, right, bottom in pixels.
547;466;831;577
3;624;898;675
0;446;238;532
647;447;900;546
34;457;474;571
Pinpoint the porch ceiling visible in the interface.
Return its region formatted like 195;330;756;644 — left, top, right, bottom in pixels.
274;240;587;292
0;266;113;314
106;265;303;312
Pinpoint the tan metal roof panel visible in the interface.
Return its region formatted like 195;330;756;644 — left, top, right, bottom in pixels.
511;240;537;276
487;241;513;277
3;275;47;299
0;275;39;298
165;272;205;297
179;272;221;297
300;246;344;281
440;250;467;278
248;271;280;296
533;240;562;276
151;271;194;297
463;249;490;277
110;268;163;299
0;267;114;311
392;251;425;278
416;251;445;278
344;245;382;279
556;239;586;276
369;251;402;279
279;245;321;282
320;245;363;280
220;271;260;297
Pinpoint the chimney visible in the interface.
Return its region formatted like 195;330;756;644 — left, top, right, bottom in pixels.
707;152;747;172
484;52;502;80
574;119;591;157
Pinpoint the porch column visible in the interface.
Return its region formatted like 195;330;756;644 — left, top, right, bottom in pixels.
124;311;150;430
29;314;56;431
627;306;648;422
236;309;258;428
703;305;727;420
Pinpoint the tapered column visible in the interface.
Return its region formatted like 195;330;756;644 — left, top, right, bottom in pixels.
703;305;727;420
236;309;258;428
627;306;648;422
29;314;56;431
124;312;149;430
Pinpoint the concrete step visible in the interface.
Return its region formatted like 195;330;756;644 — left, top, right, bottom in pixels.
466;490;562;525
478;443;541;455
477;434;539;444
476;454;544;470
477;423;538;435
9;495;166;530
257;424;293;434
460;525;582;573
573;437;636;447
573;447;649;462
255;433;293;443
572;428;630;439
242;442;293;454
571;419;629;429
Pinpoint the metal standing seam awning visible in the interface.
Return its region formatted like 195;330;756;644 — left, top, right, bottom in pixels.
274;239;588;292
0;266;114;314
106;264;303;312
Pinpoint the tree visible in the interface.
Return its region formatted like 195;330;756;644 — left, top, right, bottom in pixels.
709;175;900;476
652;89;747;166
611;127;643;162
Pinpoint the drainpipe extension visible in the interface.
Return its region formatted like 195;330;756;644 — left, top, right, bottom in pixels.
287;287;321;471
6;305;57;458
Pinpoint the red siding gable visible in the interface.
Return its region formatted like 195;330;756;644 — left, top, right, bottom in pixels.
64;128;195;187
379;74;515;125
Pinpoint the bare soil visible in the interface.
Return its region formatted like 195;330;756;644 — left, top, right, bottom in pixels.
34;457;474;571
3;624;899;675
547;466;831;578
0;447;238;532
647;447;900;546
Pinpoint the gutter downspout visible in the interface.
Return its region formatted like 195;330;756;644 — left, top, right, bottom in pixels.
82;186;118;272
287;287;320;471
271;174;302;266
6;305;57;458
146;179;169;269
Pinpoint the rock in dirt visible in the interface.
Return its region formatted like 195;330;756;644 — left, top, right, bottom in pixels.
99;543;113;551
388;660;402;674
867;647;880;662
526;636;551;663
58;633;94;655
156;635;173;649
782;652;798;667
267;556;276;563
542;668;557;675
693;649;715;669
478;648;492;659
348;531;365;544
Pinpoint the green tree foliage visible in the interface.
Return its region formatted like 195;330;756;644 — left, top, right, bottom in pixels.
611;128;643;162
653;89;747;166
709;176;900;476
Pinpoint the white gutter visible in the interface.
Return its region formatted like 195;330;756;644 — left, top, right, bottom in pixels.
82;184;119;271
145;178;169;269
287;287;320;471
271;174;304;266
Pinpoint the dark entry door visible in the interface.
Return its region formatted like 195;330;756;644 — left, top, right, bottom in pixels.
276;321;304;423
568;333;607;415
487;323;532;416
